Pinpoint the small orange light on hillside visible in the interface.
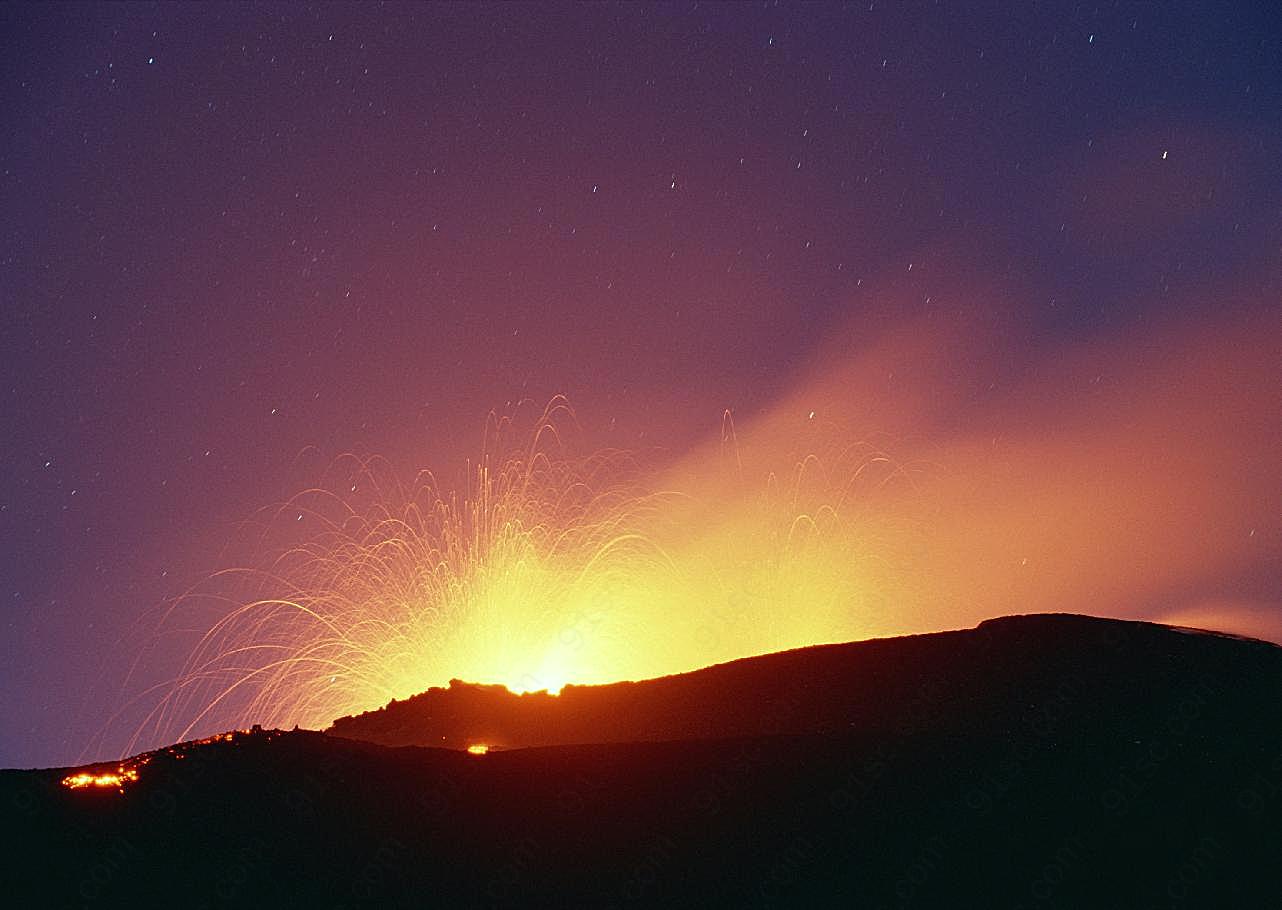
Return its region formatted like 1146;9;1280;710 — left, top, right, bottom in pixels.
466;743;489;755
61;764;140;792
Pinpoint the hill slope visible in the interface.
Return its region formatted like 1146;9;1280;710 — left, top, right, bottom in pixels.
3;613;1281;907
328;613;1279;750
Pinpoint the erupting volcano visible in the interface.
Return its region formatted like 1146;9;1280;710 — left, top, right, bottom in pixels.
117;397;917;755
6;2;1282;907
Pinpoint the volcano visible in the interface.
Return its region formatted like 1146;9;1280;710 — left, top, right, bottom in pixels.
4;613;1281;907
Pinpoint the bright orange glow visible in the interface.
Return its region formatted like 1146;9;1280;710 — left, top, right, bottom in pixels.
65;729;275;792
466;743;490;755
131;397;898;751
61;763;140;792
123;296;1281;751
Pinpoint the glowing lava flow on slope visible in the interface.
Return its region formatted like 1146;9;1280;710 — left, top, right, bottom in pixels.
62;755;149;793
64;729;283;794
62;767;139;792
120;398;911;755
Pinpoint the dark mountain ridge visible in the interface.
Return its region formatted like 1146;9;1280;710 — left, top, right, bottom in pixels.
328;612;1280;751
4;612;1281;907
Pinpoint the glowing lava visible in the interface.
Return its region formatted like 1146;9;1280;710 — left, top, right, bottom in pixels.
62;758;146;793
125;398;906;755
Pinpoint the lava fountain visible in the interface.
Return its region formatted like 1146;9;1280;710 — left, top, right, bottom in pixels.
120;397;911;754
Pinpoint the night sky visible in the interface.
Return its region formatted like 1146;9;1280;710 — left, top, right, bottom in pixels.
3;2;1281;768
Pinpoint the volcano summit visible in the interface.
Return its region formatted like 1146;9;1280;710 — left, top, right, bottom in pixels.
4;614;1281;906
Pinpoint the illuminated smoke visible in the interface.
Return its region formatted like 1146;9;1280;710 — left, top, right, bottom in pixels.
124;397;912;751
116;279;1280;755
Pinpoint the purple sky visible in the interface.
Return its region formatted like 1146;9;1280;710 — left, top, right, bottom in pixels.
3;2;1280;768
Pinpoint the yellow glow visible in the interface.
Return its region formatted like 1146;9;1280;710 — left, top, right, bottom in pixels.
115;291;1282;755
62;764;140;792
466;744;490;755
138;397;901;750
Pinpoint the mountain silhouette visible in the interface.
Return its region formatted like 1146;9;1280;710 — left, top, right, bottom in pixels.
329;613;1279;752
4;613;1281;907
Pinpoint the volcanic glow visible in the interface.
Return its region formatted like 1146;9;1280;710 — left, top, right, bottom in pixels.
114;299;1280;757
123;398;909;753
62;769;136;791
62;757;146;793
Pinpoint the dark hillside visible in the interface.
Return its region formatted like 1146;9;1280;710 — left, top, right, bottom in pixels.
4;614;1281;907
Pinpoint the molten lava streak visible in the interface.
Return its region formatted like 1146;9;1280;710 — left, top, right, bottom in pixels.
62;758;147;793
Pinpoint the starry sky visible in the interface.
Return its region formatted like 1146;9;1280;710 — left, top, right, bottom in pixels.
3;2;1281;768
